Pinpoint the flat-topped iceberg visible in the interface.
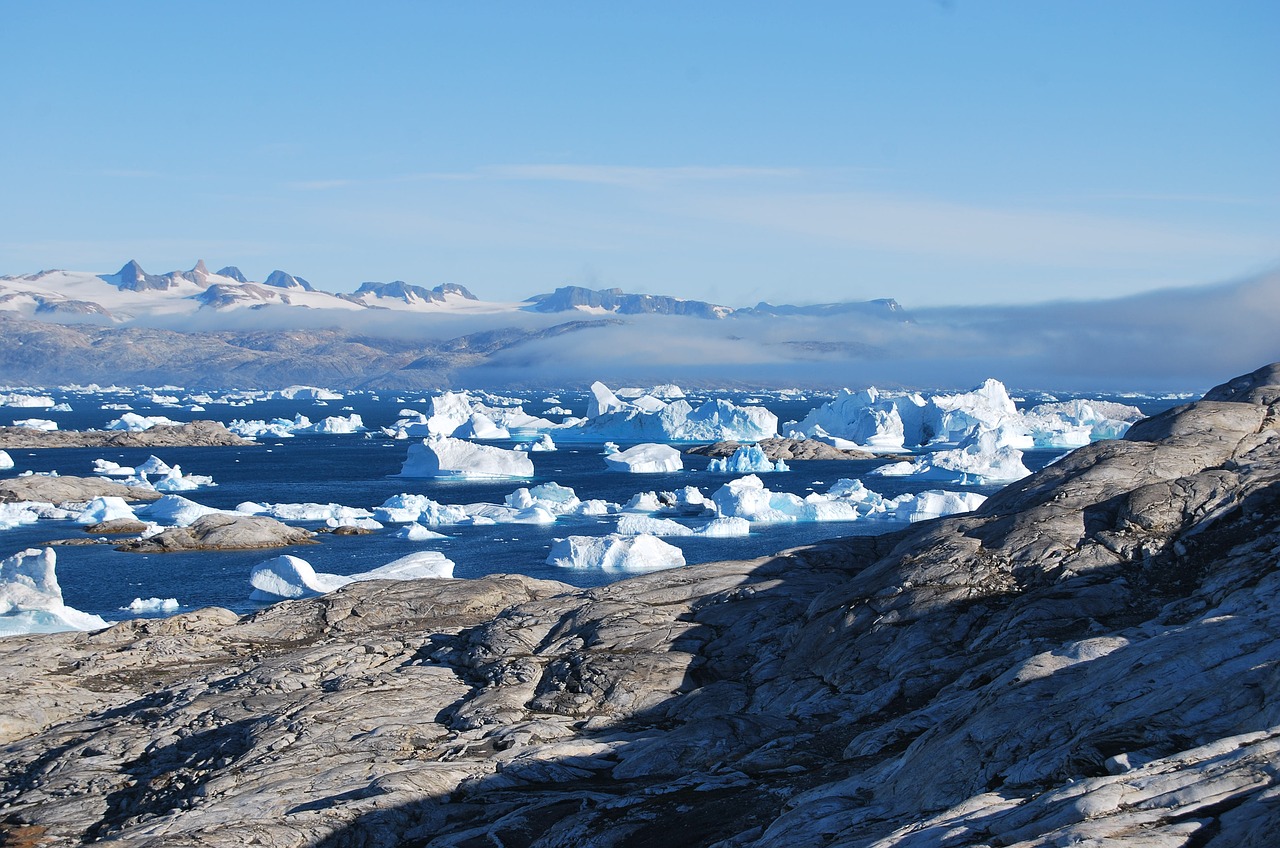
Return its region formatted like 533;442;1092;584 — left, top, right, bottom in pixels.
0;547;109;637
604;443;684;474
398;435;535;479
546;534;686;572
1022;399;1142;447
706;444;789;473
105;413;182;432
249;551;455;601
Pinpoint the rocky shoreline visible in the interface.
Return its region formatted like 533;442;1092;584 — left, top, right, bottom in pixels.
1;364;1278;846
685;436;877;460
0;420;252;449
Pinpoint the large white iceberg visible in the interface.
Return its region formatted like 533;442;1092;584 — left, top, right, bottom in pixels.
0;450;13;470
249;551;455;601
546;534;686;572
706;444;789;473
75;496;138;525
0;503;41;531
138;495;223;527
710;474;986;524
0;548;109;637
615;514;695;537
105;413;182;432
868;430;1032;485
604;444;684;474
398;435;534;479
565;382;778;443
1022;399;1142;448
237;501;375;524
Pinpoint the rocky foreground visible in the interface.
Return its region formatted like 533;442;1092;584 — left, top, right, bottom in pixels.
2;365;1279;847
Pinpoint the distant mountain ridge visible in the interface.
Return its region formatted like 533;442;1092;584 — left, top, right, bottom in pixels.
0;259;909;326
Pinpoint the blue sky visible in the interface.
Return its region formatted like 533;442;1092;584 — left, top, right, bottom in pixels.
1;1;1276;306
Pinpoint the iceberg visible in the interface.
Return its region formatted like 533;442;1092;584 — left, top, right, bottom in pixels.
375;494;471;526
888;490;988;522
138;495;223;527
12;419;57;431
0;450;13;470
0;393;55;408
516;434;557;452
1022;399;1142;448
868;430;1031;485
0;503;41;531
566;382;778;442
697;517;751;537
392;523;448;541
306;414;366;435
0;548;109;637
546;534;686;572
105;413;182;432
615;515;695;537
398;435;535;479
277;386;344;401
705;444;789;473
788;387;926;451
452;412;510;440
135;455;173;475
504;482;582;516
604;444;684;474
152;465;217;492
249;551;454;601
75;496;138;525
122;597;181;614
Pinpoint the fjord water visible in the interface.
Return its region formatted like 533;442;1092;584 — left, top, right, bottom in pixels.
0;388;1176;622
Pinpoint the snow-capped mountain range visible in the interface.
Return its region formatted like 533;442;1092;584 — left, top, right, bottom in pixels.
0;260;906;326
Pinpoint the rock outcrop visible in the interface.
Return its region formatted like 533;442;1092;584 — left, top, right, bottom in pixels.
0;475;160;505
0;421;252;449
2;364;1279;846
113;514;316;553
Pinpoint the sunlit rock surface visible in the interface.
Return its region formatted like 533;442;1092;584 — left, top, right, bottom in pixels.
1;363;1279;846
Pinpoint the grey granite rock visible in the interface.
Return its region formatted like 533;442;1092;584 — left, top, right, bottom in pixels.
0;474;160;505
113;513;316;552
2;364;1279;846
0;420;252;449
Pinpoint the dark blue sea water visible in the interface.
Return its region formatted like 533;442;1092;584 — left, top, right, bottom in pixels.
0;386;1185;623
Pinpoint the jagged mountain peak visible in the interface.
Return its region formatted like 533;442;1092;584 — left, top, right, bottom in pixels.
216;265;248;283
263;270;315;292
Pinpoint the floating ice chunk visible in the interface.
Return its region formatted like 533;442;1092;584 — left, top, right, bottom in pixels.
375;494;471;526
399;435;535;479
697;517;751;537
152;465;217;492
605;444;683;473
225;414;311;439
250;555;358;601
0;548;109;637
587;381;627;417
75;496;138;525
706;444;789;473
325;516;384;530
249;551;453;601
505;482;581;515
355;551;454;581
105;413;181;432
516;434;557;452
91;459;136;477
238;501;374;524
546;534;685;572
0;393;55;408
0;503;41;531
452;412;510;440
868;431;1031;485
1023;399;1142;447
123;597;180;614
139;495;223;527
141;455;179;475
0;451;14;470
789;387;925;451
602;442;620;455
576;499;616;516
306;414;366;435
13;419;57;431
392;523;448;541
710;475;807;523
615;515;695;536
888;490;988;522
277;386;343;401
